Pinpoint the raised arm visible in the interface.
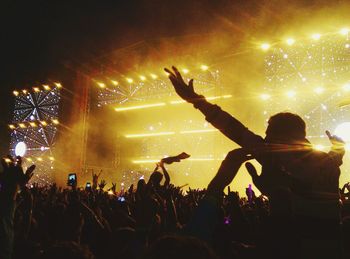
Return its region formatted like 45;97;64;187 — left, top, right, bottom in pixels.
165;66;264;149
159;161;170;187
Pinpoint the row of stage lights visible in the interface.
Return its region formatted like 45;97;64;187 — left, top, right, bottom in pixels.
95;65;210;89
8;119;59;130
259;27;350;51
12;82;62;96
259;83;350;103
4;156;55;164
114;94;232;111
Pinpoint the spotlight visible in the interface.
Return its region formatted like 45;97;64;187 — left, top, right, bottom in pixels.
340;28;350;35
286;38;295;45
313;144;325;151
97;82;105;88
335;122;350;142
260;43;270;51
13;90;19;96
286;90;296;98
18;123;26;128
150;74;158;79
111;80;118;86
314;87;324;94
29;122;37;127
260;93;271;100
200;65;209;71
42;85;51;90
182;68;189;74
343;83;350;91
126;78;133;83
33;87;40;92
37;157;43;162
15;142;27;157
22;90;28;94
52;119;59;125
54;82;62;88
139;75;146;81
311;33;321;40
8;124;15;129
40;121;47;126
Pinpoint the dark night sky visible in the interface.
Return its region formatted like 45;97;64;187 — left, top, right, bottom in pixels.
0;0;343;154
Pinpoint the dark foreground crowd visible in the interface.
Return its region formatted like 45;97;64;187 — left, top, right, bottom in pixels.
1;67;350;259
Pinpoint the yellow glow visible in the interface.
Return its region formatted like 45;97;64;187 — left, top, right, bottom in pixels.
4;158;12;163
29;122;37;127
286;90;296;98
40;121;47;126
9;124;15;129
13;90;19;96
260;93;271;100
150;73;158;79
314;87;324;94
33;87;40;92
126;78;134;83
22;90;28;94
286;38;295;45
311;33;321;40
26;158;33;162
260;43;270;51
182;68;189;74
111;80;118;86
19;123;26;128
132;159;161;164
42;85;51;90
180;129;218;134
115;102;166;111
126;131;175;138
200;65;209;71
54;82;62;88
97;82;106;88
52;119;59;125
164;71;170;76
37;157;43;162
139;75;146;81
340;28;350;35
49;156;55;161
313;144;325;151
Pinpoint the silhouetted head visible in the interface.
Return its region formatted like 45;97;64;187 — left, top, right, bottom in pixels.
149;171;163;187
265;112;306;143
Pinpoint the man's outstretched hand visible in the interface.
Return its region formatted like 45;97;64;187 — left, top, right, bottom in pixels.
164;66;201;103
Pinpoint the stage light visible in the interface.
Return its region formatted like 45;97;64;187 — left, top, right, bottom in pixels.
313;144;325;151
260;93;271;100
132;159;160;164
286;38;295;45
37;157;43;162
346;44;350;49
4;158;11;163
13;90;19;96
97;82;106;88
40;121;47;126
139;75;146;81
8;124;15;129
22;90;28;94
200;65;209;71
286;90;296;98
340;28;349;35
206;94;232;101
111;80;118;86
29;122;37;127
115;102;166;111
314;87;324;94
180;129;218;134
335;122;350;142
49;156;55;161
126;78;134;83
311;33;321;40
170;100;186;104
26;158;33;162
54;82;62;88
343;83;350;91
260;43;270;51
125;131;175;138
15;142;27;157
43;85;51;90
182;68;189;74
52;119;59;125
18;123;26;128
150;73;158;79
33;87;40;92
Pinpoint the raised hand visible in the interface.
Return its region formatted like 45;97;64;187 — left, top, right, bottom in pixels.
326;130;345;149
164;66;201;103
92;170;102;190
98;179;106;190
110;182;117;194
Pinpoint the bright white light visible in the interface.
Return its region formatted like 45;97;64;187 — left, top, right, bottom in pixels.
314;87;324;94
286;90;296;98
313;144;325;151
15;142;27;157
340;28;350;35
335;122;350;142
261;43;270;51
311;33;321;40
286;38;295;45
260;93;271;100
343;83;350;91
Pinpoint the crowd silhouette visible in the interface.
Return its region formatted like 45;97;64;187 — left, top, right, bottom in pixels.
0;67;349;259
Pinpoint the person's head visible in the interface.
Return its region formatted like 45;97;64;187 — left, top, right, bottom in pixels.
149;171;163;187
265;112;306;143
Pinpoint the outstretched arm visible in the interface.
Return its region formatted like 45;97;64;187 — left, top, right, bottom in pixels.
165;66;264;152
159;161;170;187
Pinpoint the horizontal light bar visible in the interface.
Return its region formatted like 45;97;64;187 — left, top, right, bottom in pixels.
180;129;218;134
132;159;161;164
132;158;220;164
125;131;175;138
170;95;232;105
115;102;166;111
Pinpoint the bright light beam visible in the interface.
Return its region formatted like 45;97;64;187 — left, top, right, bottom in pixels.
115;102;166;111
125;132;175;138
